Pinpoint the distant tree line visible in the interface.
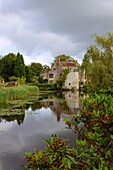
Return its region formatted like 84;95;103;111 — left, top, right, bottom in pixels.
0;52;50;83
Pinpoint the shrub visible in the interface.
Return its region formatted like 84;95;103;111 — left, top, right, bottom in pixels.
25;134;75;170
65;93;113;169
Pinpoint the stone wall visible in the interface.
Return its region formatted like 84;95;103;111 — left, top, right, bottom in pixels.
63;71;79;90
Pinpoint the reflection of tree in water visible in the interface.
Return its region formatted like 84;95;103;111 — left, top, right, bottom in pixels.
0;114;25;125
55;92;64;99
31;102;44;111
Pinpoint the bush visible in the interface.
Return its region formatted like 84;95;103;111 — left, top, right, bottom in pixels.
37;83;57;90
25;134;75;170
65;93;113;169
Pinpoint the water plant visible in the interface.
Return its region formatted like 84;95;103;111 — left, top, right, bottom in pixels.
0;85;39;104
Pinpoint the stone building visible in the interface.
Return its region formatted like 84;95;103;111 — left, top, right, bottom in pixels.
41;58;79;90
63;71;79;90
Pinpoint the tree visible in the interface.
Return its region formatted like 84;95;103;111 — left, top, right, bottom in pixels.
1;53;16;81
81;32;113;89
43;64;50;71
0;56;3;76
25;66;32;83
14;52;25;78
51;54;79;67
30;62;43;77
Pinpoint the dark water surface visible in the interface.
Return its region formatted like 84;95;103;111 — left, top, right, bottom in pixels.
0;91;80;170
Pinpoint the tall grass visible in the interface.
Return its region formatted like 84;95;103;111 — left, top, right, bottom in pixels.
0;85;39;104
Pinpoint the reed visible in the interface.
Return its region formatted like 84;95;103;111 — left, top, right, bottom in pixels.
0;85;39;104
0;89;9;104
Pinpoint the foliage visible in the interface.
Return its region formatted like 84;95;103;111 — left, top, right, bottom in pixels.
81;32;113;90
37;83;56;90
65;93;113;169
56;69;69;89
9;76;18;81
25;65;32;83
30;62;43;77
0;85;39;104
55;54;75;61
1;53;16;81
0;56;3;76
14;52;25;78
0;76;4;85
51;54;79;67
43;64;50;71
25;134;75;170
17;76;26;85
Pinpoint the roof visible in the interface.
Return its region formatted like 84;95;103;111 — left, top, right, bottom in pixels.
60;61;76;67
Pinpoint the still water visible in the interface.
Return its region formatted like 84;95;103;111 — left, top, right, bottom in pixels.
0;91;80;170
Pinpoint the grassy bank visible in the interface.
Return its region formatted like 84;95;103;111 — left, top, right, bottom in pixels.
0;85;39;104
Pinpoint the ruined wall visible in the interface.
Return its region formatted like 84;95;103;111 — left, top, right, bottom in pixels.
63;71;79;90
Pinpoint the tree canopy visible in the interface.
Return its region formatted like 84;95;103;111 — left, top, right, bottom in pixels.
14;52;25;78
51;54;79;67
1;53;16;81
81;32;113;89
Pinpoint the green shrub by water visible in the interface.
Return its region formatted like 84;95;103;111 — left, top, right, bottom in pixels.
0;85;39;104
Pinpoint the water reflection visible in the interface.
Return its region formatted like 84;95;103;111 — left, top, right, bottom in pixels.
0;91;80;170
0;114;25;125
26;91;80;122
0;91;80;125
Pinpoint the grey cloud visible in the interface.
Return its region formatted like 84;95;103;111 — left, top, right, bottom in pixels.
0;0;113;64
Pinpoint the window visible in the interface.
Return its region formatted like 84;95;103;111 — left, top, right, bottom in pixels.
49;73;53;78
60;73;62;77
49;101;54;106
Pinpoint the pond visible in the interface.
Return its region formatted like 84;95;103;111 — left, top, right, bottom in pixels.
0;91;80;170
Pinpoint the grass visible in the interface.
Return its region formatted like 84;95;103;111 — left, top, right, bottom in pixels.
0;85;39;104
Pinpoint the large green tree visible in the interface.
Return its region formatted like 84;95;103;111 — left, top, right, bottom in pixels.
81;32;113;89
25;65;32;83
14;52;25;78
30;62;43;77
1;53;16;81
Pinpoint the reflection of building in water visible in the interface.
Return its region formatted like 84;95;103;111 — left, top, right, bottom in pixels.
48;99;62;121
63;91;79;114
29;92;80;122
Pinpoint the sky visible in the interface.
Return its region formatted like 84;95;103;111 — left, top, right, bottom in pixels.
0;0;113;66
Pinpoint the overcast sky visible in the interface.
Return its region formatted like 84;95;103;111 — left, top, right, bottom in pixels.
0;0;113;66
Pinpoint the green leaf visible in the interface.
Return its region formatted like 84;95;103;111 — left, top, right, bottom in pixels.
67;155;76;164
105;150;111;159
64;117;69;123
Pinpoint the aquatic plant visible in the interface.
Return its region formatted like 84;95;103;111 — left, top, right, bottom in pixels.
0;85;39;104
